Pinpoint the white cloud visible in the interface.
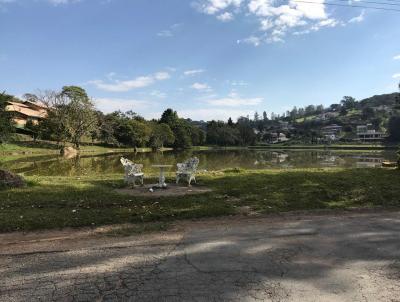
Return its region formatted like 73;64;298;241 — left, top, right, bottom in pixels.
290;0;326;20
94;98;152;114
237;35;261;46
195;0;243;15
393;73;400;79
47;0;82;5
157;23;183;38
206;93;263;106
196;0;348;45
184;69;205;76
157;30;173;37
394;54;400;60
217;12;234;21
89;72;170;92
348;10;365;23
1;0;81;5
191;82;212;91
179;108;254;121
229;80;249;86
149;90;167;98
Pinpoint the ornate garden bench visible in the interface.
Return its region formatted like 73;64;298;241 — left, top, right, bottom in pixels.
120;157;144;187
176;157;199;186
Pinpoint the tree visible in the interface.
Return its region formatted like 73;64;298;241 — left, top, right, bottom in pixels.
35;87;97;148
361;107;375;120
189;126;206;146
305;105;316;116
316;105;324;114
60;86;97;149
149;123;175;150
227;117;234;126
330;104;341;112
0;92;15;143
341;96;357;110
340;106;348;116
160;108;179;125
263;111;268;121
290;107;298;120
23;93;39;103
25;119;40;141
172;120;192;149
237;117;256;145
388;116;400;142
254;111;259;122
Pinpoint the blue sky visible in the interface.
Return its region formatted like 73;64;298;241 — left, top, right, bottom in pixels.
1;0;399;121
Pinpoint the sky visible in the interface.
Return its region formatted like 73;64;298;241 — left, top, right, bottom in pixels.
0;0;400;121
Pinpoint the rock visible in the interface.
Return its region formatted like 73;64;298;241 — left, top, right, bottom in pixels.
236;206;252;216
60;146;78;158
0;170;26;189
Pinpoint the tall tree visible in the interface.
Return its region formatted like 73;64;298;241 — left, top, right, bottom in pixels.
0;92;15;143
254;111;259;122
60;86;97;149
262;111;268;121
149;123;175;150
341;96;357;110
160;108;179;125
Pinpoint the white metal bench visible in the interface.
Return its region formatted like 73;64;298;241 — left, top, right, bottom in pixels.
176;157;199;186
120;157;144;187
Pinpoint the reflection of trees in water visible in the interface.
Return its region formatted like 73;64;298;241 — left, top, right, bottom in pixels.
2;149;399;176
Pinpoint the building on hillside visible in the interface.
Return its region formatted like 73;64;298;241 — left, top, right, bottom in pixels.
270;132;289;144
5;100;48;127
356;124;386;142
278;121;289;130
321;124;342;136
316;112;339;121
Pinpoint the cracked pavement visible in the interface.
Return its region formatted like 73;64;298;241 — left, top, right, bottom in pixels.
1;211;400;301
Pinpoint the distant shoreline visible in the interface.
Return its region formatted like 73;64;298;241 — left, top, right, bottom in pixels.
1;142;398;157
249;144;398;151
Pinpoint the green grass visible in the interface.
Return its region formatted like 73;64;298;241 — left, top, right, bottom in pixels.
0;168;400;232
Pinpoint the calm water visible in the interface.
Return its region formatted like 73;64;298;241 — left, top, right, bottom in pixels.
0;149;397;177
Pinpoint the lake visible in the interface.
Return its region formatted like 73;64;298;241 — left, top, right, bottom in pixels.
0;149;397;177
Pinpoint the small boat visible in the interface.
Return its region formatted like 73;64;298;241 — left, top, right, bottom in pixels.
382;161;398;168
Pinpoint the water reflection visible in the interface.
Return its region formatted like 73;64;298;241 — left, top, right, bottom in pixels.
0;149;397;177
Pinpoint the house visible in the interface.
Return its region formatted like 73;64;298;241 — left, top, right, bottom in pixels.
316;112;339;121
5;100;48;127
278;121;289;130
356;124;386;142
270;132;289;144
321;124;342;136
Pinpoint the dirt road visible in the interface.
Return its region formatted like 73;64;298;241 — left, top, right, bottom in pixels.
1;210;400;301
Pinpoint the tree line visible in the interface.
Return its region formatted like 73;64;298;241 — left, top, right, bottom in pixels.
22;86;210;150
1;84;400;148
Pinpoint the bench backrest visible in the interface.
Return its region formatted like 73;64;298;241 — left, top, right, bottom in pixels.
120;157;143;174
177;157;199;173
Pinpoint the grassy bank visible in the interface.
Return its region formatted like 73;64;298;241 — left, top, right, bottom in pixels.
0;141;167;156
0;168;399;232
0;140;244;156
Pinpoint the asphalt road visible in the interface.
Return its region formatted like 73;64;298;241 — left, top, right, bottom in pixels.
1;211;400;301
